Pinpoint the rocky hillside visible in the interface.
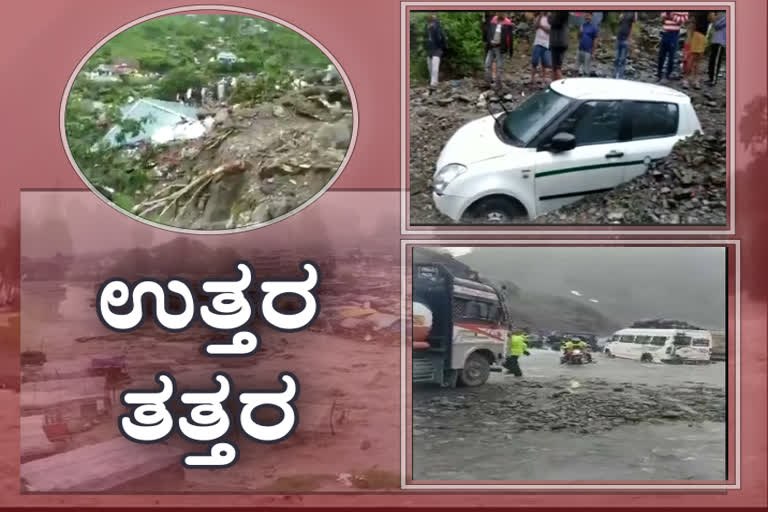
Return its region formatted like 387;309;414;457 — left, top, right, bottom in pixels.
413;248;618;334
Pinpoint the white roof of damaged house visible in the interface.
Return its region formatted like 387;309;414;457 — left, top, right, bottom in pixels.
103;98;206;147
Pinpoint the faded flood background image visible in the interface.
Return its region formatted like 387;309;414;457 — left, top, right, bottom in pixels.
19;191;399;493
411;246;727;481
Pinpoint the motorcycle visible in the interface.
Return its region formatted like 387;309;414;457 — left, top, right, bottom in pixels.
561;348;593;365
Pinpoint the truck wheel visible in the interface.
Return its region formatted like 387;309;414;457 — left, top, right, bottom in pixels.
458;353;491;387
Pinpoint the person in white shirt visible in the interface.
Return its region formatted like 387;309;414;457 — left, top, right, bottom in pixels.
484;12;512;89
530;12;552;86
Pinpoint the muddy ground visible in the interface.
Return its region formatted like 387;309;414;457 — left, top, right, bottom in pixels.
18;278;400;493
413;349;726;481
409;31;727;226
133;84;353;231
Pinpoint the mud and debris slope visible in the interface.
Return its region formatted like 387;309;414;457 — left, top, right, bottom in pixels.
135;85;353;230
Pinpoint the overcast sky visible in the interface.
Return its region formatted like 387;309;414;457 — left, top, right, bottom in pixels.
456;246;727;330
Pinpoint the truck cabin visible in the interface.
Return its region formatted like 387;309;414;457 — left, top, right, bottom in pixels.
413;263;506;387
413;264;504;353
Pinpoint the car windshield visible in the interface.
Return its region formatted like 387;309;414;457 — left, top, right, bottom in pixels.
502;88;572;145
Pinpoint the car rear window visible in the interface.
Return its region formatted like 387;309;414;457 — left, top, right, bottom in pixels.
626;101;679;139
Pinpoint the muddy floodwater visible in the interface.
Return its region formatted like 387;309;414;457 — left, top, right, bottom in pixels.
413;349;726;481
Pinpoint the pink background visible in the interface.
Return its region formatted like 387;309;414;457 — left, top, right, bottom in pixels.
0;0;766;508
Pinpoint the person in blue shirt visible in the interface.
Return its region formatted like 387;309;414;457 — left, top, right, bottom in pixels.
577;12;599;76
708;12;726;86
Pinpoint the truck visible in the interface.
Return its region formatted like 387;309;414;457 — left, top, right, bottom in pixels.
412;263;508;387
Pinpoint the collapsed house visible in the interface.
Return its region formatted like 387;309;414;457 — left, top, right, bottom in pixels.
102;98;210;147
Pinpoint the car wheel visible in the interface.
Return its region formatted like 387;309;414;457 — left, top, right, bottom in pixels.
458;353;491;387
464;197;527;224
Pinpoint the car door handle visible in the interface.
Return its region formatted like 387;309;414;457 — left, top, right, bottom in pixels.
605;151;624;159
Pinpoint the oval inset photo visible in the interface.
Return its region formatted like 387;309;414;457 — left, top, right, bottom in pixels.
64;11;355;232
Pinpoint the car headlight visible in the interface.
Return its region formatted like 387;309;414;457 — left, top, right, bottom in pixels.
433;163;467;194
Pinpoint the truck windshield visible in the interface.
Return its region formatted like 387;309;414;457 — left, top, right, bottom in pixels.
502;88;572;145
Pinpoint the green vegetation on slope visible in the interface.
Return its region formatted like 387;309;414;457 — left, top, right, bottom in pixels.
64;14;334;209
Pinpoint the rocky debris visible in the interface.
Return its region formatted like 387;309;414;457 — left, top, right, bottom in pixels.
409;27;726;226
137;84;353;230
539;131;726;225
414;378;725;436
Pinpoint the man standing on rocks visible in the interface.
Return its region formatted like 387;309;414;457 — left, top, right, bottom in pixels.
657;11;689;83
707;12;726;86
530;12;552;87
504;329;530;377
424;14;446;89
613;11;637;79
484;12;513;90
683;11;712;89
548;11;570;81
577;12;599;76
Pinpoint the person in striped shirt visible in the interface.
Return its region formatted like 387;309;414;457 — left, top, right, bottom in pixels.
657;11;689;83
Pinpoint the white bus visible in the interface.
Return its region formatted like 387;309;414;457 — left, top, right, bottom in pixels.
603;328;712;363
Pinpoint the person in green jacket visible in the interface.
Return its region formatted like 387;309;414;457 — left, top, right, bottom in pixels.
504;329;530;377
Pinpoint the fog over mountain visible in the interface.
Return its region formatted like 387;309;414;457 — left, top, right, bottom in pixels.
457;246;726;331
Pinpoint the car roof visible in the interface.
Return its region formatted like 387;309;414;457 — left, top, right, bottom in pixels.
550;78;691;104
614;328;710;336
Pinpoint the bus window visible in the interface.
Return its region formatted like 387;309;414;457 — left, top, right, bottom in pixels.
650;336;667;346
620;335;635;343
691;338;710;347
673;335;692;346
611;335;619;341
635;335;650;345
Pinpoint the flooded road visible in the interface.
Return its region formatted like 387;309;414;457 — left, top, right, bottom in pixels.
413;350;726;481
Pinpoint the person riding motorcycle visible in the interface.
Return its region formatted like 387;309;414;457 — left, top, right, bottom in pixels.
560;339;574;364
561;337;590;364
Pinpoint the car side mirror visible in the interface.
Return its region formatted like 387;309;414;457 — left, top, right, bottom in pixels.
550;132;576;152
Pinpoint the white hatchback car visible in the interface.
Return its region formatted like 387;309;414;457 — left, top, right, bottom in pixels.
432;78;703;223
